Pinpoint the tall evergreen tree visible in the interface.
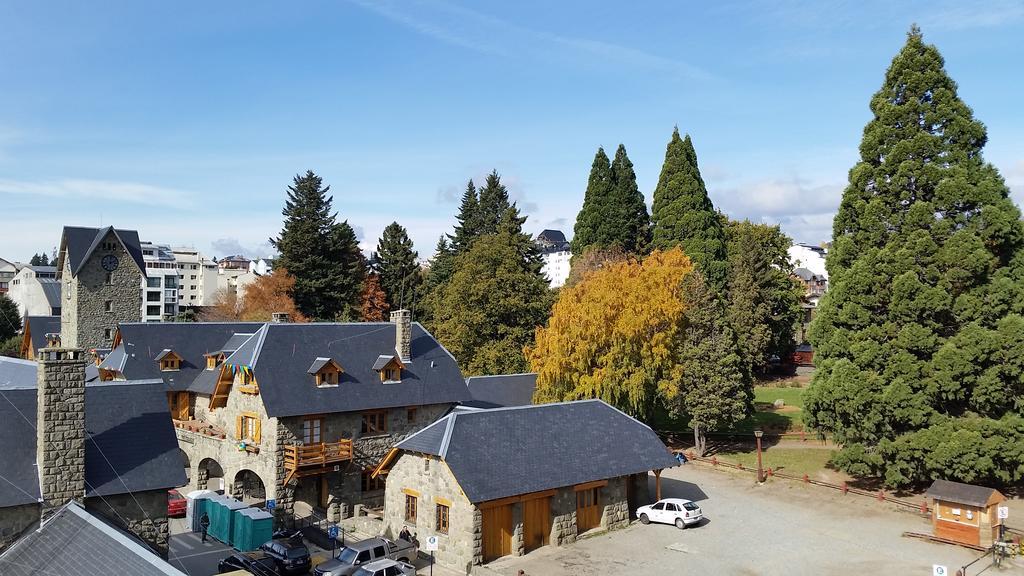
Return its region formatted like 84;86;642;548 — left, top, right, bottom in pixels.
610;144;651;255
0;293;22;342
725;219;803;376
650;128;728;290
29;253;49;266
476;170;513;235
420;236;455;324
371;222;421;311
449;180;482;253
270;171;365;320
806;27;1024;488
572;147;614;255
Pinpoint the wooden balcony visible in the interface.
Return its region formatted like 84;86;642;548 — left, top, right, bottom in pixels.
283;440;354;485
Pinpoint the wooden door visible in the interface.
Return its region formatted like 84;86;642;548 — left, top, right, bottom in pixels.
576;488;601;533
319;475;329;509
523;497;550;553
176;392;190;421
482;505;513;562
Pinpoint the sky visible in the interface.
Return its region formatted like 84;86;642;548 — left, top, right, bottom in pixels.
2;0;1023;262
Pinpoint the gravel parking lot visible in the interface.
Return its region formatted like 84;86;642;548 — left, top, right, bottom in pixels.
484;464;1018;576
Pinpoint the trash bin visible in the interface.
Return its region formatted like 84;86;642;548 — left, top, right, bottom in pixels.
233;508;274;551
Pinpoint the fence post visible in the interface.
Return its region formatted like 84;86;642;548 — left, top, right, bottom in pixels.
767;468;773;477
920;501;928;515
737;462;744;470
711;456;718;466
877;489;885;502
841;482;848;494
802;474;809;484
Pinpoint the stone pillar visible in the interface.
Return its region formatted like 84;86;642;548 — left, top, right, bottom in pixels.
391;309;411;361
36;347;87;520
512;502;524;556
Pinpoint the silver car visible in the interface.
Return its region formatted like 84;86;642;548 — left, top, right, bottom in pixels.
353;559;416;576
313;538;418;576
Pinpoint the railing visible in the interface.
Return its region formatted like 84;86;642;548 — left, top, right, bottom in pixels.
283;440;354;473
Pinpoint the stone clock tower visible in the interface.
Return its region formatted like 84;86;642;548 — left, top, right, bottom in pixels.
57;226;145;351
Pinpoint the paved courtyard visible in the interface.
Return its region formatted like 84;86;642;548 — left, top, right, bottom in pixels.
483;464;1021;576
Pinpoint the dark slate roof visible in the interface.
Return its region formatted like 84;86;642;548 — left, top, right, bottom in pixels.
372;354;398;371
927;479;1003;507
227;322;470;418
0;357;185;506
395;399;677;503
464;373;537;409
26;265;57;274
101;322;263;392
0;502;187;576
58;226;147;279
538;229;567;243
39;278;61;309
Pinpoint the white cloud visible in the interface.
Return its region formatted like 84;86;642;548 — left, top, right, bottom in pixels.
922;0;1024;30
712;176;844;245
0;178;197;209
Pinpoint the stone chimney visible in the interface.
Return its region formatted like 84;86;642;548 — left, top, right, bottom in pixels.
271;312;291;323
391;309;411;362
36;347;88;520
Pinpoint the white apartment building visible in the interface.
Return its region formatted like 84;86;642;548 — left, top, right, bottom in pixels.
788;243;828;279
172;247;219;307
7;265;61;318
537;229;571;288
0;257;18;295
140;242;179;322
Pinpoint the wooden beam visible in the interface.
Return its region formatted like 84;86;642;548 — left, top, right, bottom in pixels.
573;480;609;492
478;489;558;509
655;469;662;500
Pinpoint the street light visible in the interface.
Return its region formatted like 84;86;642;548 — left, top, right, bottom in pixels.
754;430;765;483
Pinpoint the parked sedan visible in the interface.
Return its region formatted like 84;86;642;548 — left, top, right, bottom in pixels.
167;489;187;518
217;551;280;575
636;498;703;529
352;559;416;576
260;539;312;575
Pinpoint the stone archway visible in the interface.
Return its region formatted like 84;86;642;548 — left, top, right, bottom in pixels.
180;449;191;482
233;469;266;506
198;458;225;492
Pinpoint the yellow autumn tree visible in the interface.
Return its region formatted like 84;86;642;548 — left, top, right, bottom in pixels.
527;247;693;419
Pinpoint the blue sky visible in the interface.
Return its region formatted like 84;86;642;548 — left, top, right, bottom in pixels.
2;0;1023;261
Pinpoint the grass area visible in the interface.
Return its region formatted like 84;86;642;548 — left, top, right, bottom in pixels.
650;380;808;435
713;447;836;478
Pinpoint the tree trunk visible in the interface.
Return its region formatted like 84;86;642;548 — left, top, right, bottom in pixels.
693;423;706;457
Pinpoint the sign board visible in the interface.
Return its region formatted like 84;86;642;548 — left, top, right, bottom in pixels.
328;525;339;539
425;535;439;552
266;499;276;510
998;506;1009;520
933;565;947;576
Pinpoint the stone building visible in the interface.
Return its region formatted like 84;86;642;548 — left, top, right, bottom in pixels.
0;345;185;557
373;400;678;573
57;225;146;351
98;310;471;527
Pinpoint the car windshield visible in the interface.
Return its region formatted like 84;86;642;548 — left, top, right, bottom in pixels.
338;548;358;564
683;502;700;511
286;547;308;559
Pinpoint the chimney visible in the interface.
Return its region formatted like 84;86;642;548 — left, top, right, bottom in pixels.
36;346;88;520
391;309;411;361
44;332;61;348
271;312;291;323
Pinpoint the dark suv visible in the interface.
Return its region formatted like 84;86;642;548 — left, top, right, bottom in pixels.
260;539;312;575
218;551;280;575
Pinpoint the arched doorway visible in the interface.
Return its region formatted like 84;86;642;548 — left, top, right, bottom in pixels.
198;458;225;493
180;449;191;483
234;469;266;506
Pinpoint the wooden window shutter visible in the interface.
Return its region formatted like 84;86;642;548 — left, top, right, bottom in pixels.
236;415;243;439
253;419;261;443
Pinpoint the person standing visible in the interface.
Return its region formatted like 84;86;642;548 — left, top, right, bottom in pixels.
200;512;211;543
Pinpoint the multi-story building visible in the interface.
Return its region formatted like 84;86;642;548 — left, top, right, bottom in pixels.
788;243;829;346
536;229;571;288
0;257;17;294
249;258;274;276
173;247;219;308
140;242;179;322
97;310;471;527
788;243;828;279
6;266;60;318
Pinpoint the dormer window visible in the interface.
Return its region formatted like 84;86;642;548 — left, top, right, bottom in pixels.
205;352;225;370
307;357;343;388
372;355;404;383
155;349;182;371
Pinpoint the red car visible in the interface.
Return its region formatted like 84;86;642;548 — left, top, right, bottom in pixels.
167;489;187;517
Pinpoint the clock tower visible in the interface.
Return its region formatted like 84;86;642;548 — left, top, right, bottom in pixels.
56;226;145;351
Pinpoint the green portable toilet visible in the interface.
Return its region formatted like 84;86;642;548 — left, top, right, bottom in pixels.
206;495;229;543
187;489;217;533
220;498;249;546
233;508;274;551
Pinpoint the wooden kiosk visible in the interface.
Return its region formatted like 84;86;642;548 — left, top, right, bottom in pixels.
926;479;1005;547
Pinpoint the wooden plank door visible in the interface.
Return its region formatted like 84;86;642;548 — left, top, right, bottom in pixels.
576;488;601;533
482;505;513;562
523;497;550;553
175;392;190;421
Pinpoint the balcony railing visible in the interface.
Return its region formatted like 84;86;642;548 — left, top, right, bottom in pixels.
283;440;354;484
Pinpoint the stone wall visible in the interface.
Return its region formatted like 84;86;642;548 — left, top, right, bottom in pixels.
382;453;477;573
36;347;87;520
0;504;40;552
85;489;169;558
60;229;142;351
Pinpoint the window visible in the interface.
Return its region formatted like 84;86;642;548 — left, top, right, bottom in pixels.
147;305;160;316
302;418;322;444
652;503;665;511
436;504;449;534
190;275;197;280
404;494;417;522
372;545;386;559
160;358;180;371
316;370;339;386
361;469;385;492
406;407;417;423
104;241;118;251
105;272;112;285
104;329;113;340
164;304;175;315
383;367;400;382
237;413;261;442
104;300;113;312
362;411;387;435
147;291;160;302
147;277;161;288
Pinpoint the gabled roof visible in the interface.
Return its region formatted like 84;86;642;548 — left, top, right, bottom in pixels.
307;357;340;374
464;373;537;409
538;229;567;243
153;349;179;362
0;357;186;507
223;322;469;418
391;399;677;503
0;502;187;576
23;315;61;357
926;479;1004;508
57;226;146;279
101;322;264;392
372;354;401;371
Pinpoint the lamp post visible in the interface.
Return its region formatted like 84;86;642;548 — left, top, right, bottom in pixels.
754;430;765;483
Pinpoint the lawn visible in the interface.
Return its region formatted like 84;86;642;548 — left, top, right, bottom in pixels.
731;385;806;433
713;447;836;478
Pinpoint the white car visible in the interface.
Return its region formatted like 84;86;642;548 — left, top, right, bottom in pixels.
636;498;703;529
352;558;417;576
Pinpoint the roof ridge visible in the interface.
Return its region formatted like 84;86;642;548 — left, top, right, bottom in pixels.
438;412;458;459
466;372;537;379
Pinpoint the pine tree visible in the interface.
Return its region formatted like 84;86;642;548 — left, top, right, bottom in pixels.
650;128;728;290
572;147;615;255
610;144;651;255
0;293;21;342
270;171;365;320
420;237;455;324
371;222;421;311
449;180;482;253
725;219;803;376
476;170;513;235
29;253;49;266
806;27;1024;488
360;273;390;321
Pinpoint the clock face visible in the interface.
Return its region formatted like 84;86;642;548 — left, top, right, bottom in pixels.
101;255;119;272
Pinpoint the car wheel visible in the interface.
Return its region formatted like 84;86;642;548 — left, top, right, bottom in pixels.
639;513;650;525
675;518;686;530
398;557;409;563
